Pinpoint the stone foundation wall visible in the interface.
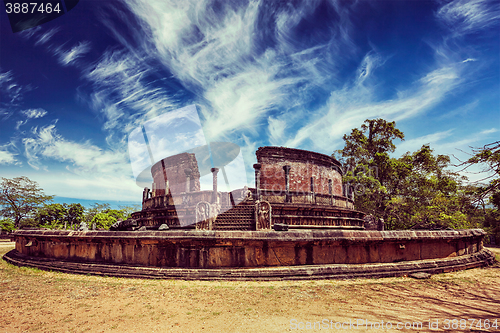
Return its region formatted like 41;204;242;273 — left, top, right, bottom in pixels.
12;229;486;269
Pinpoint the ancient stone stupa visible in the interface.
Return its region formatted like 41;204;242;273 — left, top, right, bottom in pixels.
5;105;494;280
130;146;365;231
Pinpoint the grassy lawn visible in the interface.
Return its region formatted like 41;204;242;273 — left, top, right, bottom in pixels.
1;243;499;332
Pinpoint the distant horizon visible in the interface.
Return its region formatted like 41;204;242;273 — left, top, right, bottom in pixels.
51;196;141;210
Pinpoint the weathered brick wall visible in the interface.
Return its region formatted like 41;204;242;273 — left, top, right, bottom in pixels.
151;152;200;197
11;229;489;269
256;147;343;196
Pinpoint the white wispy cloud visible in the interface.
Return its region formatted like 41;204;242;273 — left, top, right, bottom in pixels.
22;124;131;176
17;124;145;200
396;130;454;155
119;0;361;146
282;55;464;152
84;49;178;144
437;0;500;35
439;100;479;119
0;169;141;202
268;117;287;146
273;0;496;154
57;41;91;66
22;108;48;119
123;0;286;141
15;108;49;130
118;0;479;161
0;70;23;106
395;127;497;161
35;28;59;46
479;128;498;135
201;60;292;140
0;147;16;165
402;128;498;184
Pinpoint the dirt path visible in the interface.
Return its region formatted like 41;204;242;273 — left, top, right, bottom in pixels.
1;245;499;333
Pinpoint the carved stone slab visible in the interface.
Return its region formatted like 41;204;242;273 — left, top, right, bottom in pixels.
255;200;272;230
195;201;212;230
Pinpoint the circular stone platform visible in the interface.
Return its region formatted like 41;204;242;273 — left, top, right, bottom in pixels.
3;229;495;280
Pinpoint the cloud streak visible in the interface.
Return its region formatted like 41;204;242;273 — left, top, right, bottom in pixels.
121;0;360;144
437;0;500;35
56;41;91;66
0;147;16;165
0;70;23;108
22;124;130;176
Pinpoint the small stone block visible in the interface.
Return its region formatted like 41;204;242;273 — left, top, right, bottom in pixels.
409;272;431;279
273;223;289;231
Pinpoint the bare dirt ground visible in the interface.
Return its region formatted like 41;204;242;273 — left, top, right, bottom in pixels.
1;241;499;333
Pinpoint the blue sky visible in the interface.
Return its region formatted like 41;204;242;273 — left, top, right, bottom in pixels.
0;0;499;206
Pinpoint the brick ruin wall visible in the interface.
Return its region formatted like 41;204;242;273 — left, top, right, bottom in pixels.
150;152;201;197
11;229;491;269
256;147;343;196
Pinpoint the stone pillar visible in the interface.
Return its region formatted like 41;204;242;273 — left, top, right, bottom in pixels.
283;165;291;203
211;168;219;203
184;168;192;193
328;179;333;205
310;176;316;204
151;182;155;198
253;163;261;201
378;218;385;231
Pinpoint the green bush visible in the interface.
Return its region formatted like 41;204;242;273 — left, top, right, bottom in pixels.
91;213;117;230
0;218;16;232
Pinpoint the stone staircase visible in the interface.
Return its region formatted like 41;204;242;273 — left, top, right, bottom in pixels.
214;202;255;231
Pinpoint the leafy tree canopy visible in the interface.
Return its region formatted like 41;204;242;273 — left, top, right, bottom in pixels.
334;119;475;231
0;176;53;228
91;212;117;230
0;218;15;232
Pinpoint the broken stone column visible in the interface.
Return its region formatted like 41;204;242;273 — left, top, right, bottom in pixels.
253;163;261;201
378;218;385;231
328;179;333;205
283;165;291;203
211;167;219;203
184;168;192;193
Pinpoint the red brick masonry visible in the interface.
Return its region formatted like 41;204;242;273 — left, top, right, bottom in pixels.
6;228;492;266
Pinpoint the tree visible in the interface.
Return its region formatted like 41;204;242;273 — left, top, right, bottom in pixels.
385;145;470;230
91;212;116;230
0;218;15;232
457;141;500;242
458;141;499;202
335;119;475;231
84;203;111;225
118;205;140;219
0;176;53;228
103;209;127;221
333;119;404;217
36;203;67;229
66;203;84;229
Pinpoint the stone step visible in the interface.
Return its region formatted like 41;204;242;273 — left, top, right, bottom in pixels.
214;203;255;231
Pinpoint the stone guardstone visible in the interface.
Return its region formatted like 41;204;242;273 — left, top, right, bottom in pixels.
409;272;432;279
77;222;89;231
363;214;378;230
